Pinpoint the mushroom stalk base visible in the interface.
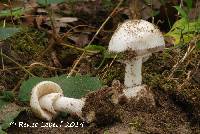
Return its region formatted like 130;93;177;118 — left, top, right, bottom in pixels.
123;86;143;98
125;57;142;88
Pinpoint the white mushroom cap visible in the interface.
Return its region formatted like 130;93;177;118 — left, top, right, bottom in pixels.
30;81;63;121
109;19;165;56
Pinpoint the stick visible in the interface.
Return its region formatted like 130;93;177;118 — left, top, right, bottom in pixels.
67;0;124;77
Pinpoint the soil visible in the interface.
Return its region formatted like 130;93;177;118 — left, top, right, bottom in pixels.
7;85;200;134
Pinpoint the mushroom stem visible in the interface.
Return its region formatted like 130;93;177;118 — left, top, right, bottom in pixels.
39;93;85;118
53;97;85;117
124;57;142;88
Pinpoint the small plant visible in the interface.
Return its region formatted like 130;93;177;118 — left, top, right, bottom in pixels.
0;7;24;18
174;0;193;19
165;18;200;45
166;0;199;46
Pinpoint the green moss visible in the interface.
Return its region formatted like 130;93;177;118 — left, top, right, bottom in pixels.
0;28;48;89
143;49;200;120
102;63;124;85
129;118;143;130
8;28;47;58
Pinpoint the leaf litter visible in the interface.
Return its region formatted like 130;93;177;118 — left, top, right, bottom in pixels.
0;0;200;133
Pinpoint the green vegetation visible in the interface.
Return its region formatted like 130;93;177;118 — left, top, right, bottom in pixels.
18;75;103;102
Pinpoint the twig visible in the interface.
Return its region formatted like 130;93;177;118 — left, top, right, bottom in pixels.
129;0;141;19
177;61;200;90
29;62;67;71
168;36;198;79
49;9;57;36
100;54;118;79
61;25;97;39
0;52;34;76
0;62;67;71
38;37;55;59
8;0;14;24
60;43;98;54
1;49;4;70
67;0;124;77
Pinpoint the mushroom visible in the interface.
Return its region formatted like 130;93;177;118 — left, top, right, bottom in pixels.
30;80;126;123
108;19;165;97
109;20;165;87
30;81;85;121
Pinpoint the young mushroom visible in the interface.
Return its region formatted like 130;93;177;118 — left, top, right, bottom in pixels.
30;81;85;121
109;19;165;97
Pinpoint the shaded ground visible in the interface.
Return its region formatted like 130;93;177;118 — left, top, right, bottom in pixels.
7;46;200;134
0;0;200;133
143;49;200;122
7;86;200;134
4;40;200;133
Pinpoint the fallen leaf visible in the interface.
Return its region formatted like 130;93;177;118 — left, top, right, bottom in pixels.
68;34;89;47
55;17;78;23
35;15;47;29
75;34;89;47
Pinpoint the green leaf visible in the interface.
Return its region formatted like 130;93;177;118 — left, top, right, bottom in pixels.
18;75;103;102
85;45;118;68
0;7;24;17
104;51;118;59
0;103;24;130
84;45;117;58
0;99;9;109
37;0;65;6
0;28;20;40
2;91;14;101
196;40;200;49
58;75;103;98
174;6;188;18
165;18;200;44
0;127;7;134
85;45;106;53
183;0;193;10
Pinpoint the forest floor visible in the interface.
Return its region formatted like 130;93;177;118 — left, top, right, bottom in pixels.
0;0;200;133
6;50;200;134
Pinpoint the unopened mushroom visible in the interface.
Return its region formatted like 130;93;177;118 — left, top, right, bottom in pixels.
30;81;85;121
109;19;165;87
